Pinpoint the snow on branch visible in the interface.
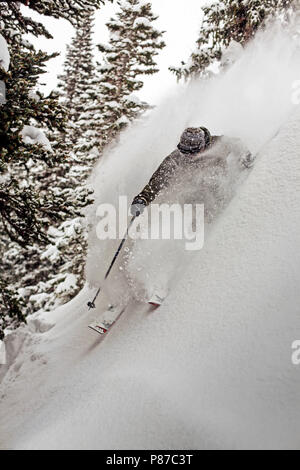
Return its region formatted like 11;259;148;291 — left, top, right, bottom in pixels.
0;34;10;72
20;125;53;152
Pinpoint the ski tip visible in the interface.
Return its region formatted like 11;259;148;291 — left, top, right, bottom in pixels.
148;302;161;309
88;324;108;335
148;294;165;309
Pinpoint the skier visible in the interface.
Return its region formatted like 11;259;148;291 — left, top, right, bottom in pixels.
130;126;254;218
127;126;254;307
88;126;254;334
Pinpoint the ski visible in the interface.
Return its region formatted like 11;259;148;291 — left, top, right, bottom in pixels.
148;293;165;309
88;305;126;336
88;323;109;335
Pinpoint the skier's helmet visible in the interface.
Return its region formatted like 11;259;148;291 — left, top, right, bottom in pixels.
177;127;211;154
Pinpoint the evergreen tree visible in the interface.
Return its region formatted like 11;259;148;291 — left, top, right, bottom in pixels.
24;12;102;314
0;1;107;339
170;0;297;80
58;12;99;154
0;31;93;336
95;0;166;147
0;1;107;33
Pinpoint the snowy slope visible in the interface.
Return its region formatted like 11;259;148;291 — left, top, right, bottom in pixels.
1;23;300;450
0;108;300;450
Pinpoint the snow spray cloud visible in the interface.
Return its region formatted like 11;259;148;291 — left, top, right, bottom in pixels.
87;19;300;288
291;80;300;105
291;340;300;366
95;196;204;251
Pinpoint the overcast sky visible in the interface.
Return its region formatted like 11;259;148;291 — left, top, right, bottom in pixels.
21;0;204;105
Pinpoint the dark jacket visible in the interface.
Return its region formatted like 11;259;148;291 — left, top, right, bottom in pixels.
133;136;253;207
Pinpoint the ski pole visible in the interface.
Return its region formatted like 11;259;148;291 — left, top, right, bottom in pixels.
87;216;136;310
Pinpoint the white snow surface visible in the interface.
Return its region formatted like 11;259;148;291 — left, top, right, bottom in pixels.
0;23;300;450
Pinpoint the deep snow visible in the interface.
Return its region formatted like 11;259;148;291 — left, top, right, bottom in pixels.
0;23;300;450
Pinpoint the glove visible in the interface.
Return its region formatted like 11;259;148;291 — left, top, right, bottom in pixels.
130;197;147;217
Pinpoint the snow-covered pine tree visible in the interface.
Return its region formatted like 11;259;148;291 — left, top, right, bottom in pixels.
0;33;93;338
0;1;107;31
24;12;101;315
95;0;166;147
170;0;297;80
58;11;98;155
0;1;107;339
